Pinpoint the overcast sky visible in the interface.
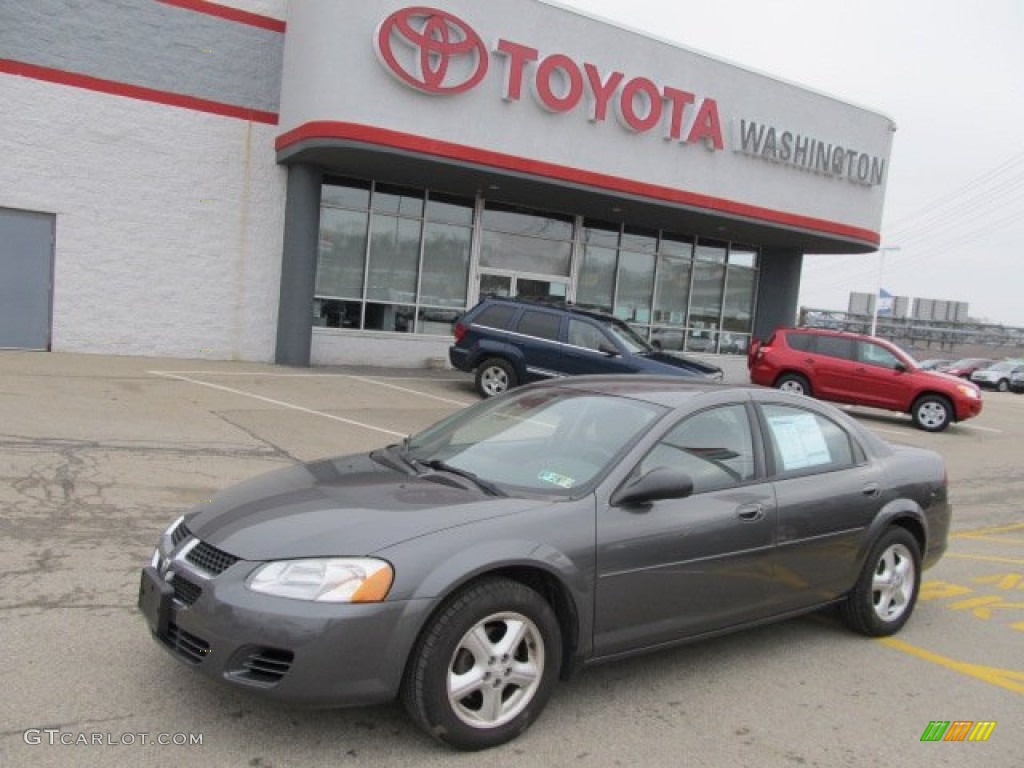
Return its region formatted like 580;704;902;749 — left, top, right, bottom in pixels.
555;0;1024;327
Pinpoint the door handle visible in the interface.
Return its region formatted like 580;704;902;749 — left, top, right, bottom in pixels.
736;503;765;522
862;483;881;498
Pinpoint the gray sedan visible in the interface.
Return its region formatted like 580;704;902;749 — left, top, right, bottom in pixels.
139;376;950;750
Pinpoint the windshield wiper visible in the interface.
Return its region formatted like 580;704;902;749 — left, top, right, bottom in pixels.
422;459;505;497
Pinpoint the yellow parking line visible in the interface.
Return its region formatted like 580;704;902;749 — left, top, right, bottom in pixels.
879;638;1024;695
956;535;1024;545
944;553;1024;566
953;522;1024;538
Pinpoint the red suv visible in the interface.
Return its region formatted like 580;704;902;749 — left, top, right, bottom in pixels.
748;328;983;431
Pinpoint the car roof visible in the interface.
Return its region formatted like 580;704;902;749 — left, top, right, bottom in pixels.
479;295;622;323
527;374;749;408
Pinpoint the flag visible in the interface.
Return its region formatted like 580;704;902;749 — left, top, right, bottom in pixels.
877;288;893;315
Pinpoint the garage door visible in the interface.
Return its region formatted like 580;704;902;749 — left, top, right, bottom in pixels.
0;207;55;350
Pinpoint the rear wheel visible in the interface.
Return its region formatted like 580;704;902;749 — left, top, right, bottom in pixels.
775;373;811;397
841;527;921;637
401;578;561;750
475;359;517;398
996;378;1009;392
911;394;952;432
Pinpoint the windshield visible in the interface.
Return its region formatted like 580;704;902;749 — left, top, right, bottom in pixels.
603;319;653;354
407;389;664;495
986;361;1015;372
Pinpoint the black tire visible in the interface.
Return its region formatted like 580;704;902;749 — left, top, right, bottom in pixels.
401;578;562;751
840;527;921;637
475;358;517;398
911;394;952;432
996;378;1009;393
774;372;812;397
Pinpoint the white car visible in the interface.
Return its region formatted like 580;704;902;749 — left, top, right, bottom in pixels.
970;361;1024;392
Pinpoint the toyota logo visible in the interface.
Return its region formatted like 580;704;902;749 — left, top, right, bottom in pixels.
375;7;489;95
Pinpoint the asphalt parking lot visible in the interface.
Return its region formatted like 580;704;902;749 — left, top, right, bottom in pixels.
1;351;1021;767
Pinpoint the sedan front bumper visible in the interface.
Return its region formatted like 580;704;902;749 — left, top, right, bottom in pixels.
139;554;429;707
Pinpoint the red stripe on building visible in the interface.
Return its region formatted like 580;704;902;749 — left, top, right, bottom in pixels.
0;59;279;125
276;121;881;246
155;0;286;33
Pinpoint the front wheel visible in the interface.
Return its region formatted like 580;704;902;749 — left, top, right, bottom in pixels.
996;379;1009;393
401;578;562;751
911;394;952;432
840;528;921;637
475;358;517;398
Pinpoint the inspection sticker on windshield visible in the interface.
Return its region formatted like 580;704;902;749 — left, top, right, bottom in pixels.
538;470;575;489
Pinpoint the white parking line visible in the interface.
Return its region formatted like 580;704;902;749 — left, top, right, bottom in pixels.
150;370;474;407
957;423;1003;434
150;371;406;438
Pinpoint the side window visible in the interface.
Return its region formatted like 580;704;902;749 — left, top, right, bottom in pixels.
568;318;612;351
762;404;855;474
474;304;517;330
517;310;562;341
859;341;900;369
786;332;813;352
639;404;755;494
815;335;855;361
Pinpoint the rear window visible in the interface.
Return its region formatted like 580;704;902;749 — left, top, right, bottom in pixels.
815;335;855;360
474;304;517;330
517;310;562;341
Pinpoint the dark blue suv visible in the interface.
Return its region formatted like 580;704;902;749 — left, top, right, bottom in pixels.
449;297;724;397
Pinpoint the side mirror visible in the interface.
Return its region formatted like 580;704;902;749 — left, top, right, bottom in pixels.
598;342;620;357
894;362;907;373
611;467;694;506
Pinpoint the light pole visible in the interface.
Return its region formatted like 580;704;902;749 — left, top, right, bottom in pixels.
870;246;900;337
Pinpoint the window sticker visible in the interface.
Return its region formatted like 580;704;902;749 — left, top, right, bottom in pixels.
537;470;575;489
768;412;832;470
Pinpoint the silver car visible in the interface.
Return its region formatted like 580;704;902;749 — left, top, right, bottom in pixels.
140;376;950;750
970;360;1024;392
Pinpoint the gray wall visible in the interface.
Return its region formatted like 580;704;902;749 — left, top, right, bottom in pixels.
1;0;282;113
753;248;803;341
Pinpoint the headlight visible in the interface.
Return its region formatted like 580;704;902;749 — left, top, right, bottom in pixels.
247;558;393;603
957;384;980;400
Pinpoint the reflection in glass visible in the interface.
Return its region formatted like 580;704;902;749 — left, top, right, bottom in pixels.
367;216;421;302
577;245;616;310
316;208;369;298
483;204;574;239
425;193;474;226
614;250;655;326
480;231;572;276
373;184;424;217
723;263;756;332
654;252;692;326
322;177;370;210
420;222;470;307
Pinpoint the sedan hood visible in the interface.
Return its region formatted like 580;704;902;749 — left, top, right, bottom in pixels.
642;351;722;377
186;454;546;561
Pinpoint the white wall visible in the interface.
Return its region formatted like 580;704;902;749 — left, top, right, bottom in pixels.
0;76;287;361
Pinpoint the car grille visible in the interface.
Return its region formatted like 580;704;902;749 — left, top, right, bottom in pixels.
164;622;211;665
171;575;202;606
171;520;190;547
185;540;239;576
231;647;295;685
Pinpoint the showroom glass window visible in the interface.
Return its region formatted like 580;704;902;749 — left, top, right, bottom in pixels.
315;178;473;335
720;246;758;355
480;203;574;277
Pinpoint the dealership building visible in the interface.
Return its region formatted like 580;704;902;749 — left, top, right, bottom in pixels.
0;0;894;366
